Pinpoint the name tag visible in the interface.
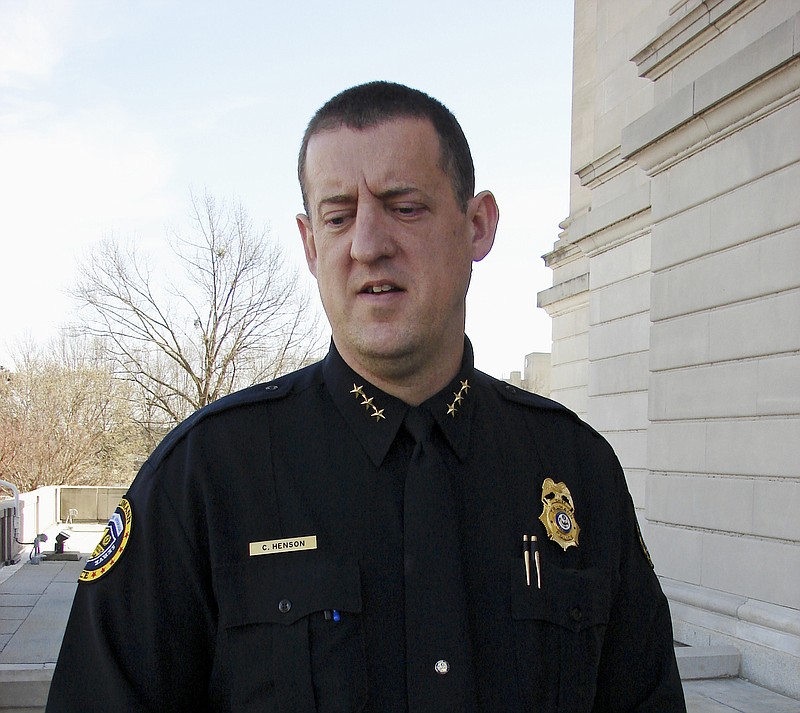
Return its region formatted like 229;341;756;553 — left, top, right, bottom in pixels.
249;535;317;556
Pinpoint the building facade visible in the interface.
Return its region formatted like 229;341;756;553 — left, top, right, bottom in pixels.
505;351;552;396
538;0;800;697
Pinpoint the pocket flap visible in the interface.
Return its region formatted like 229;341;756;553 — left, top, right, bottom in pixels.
216;555;362;627
512;566;617;632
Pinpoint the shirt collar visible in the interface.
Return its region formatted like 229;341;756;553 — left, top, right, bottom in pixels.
323;339;476;466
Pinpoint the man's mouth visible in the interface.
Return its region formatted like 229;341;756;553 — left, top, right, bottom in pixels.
362;284;401;294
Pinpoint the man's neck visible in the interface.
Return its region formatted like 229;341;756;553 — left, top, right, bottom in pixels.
334;340;466;406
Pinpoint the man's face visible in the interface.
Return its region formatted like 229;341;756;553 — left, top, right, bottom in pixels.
297;118;496;383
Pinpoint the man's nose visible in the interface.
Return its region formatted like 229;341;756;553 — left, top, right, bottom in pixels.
350;202;397;264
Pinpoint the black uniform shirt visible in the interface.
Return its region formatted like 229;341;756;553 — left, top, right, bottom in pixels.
46;339;686;712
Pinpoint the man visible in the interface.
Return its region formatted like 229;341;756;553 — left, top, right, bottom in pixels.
47;82;685;711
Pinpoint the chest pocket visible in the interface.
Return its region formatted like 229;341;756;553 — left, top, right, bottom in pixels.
511;566;618;713
215;555;367;713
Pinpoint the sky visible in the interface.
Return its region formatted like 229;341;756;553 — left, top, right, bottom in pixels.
0;0;574;379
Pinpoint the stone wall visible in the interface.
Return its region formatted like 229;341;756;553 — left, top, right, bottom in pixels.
539;0;800;697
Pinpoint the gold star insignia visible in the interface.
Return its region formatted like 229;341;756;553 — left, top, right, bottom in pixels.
444;378;471;416
351;385;387;422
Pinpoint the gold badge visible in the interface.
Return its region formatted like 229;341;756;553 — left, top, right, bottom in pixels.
539;478;580;551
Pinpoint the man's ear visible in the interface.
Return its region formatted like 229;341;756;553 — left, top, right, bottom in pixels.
467;190;499;262
296;214;318;278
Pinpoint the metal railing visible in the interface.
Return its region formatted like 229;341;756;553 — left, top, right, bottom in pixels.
0;497;21;565
0;484;128;567
0;479;22;565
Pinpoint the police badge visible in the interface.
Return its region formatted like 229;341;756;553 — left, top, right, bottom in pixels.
539;478;580;550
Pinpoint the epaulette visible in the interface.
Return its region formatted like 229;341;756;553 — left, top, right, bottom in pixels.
492;379;571;413
191;360;319;418
146;360;322;466
488;376;605;441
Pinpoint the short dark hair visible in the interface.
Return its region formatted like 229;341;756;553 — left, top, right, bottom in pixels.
298;81;475;214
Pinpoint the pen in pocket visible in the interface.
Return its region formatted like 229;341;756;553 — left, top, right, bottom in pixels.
522;534;542;590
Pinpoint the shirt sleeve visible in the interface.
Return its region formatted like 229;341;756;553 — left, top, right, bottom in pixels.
592;459;687;712
45;462;218;713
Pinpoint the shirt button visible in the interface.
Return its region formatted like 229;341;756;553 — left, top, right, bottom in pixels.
434;660;450;675
278;599;292;614
570;606;582;622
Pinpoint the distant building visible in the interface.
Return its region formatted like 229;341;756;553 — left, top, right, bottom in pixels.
538;0;800;698
504;351;551;397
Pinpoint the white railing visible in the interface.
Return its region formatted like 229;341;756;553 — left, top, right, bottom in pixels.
0;480;22;564
0;485;126;567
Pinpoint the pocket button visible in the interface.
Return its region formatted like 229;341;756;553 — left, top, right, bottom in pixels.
278;598;292;614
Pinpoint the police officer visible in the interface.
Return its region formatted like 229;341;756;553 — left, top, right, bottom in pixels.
46;82;686;712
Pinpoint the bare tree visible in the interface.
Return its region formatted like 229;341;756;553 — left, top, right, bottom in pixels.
0;367;16;480
0;338;147;491
73;192;321;430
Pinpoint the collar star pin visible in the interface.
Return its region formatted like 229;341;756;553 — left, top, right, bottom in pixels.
446;379;470;417
539;477;580;550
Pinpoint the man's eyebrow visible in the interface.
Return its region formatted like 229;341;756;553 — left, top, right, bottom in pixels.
316;186;427;211
376;186;422;200
318;193;355;207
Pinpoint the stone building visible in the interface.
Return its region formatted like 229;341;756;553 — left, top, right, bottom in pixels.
505;351;552;396
538;0;800;697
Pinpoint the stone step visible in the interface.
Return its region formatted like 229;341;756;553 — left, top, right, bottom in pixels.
676;644;741;680
0;664;52;712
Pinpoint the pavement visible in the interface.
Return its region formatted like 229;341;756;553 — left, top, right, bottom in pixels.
1;525;799;712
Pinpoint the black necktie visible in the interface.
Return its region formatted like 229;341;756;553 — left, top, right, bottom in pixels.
403;407;475;711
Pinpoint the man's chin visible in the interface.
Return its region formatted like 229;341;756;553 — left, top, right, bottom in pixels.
358;339;416;364
340;330;419;369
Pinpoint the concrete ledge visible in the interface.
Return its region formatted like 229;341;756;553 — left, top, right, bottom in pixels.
537;273;589;309
677;645;741;680
0;664;53;711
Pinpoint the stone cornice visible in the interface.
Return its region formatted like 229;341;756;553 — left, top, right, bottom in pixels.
623;12;800;173
576;146;630;188
541;239;583;269
561;183;652;258
537;275;590;315
626;57;800;174
632;0;767;81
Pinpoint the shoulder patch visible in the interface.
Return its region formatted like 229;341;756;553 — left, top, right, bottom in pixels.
80;498;133;582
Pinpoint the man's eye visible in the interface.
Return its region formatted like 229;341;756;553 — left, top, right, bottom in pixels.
325;214;350;227
395;205;422;216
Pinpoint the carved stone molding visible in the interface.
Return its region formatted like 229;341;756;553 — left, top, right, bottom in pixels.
632;0;767;81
